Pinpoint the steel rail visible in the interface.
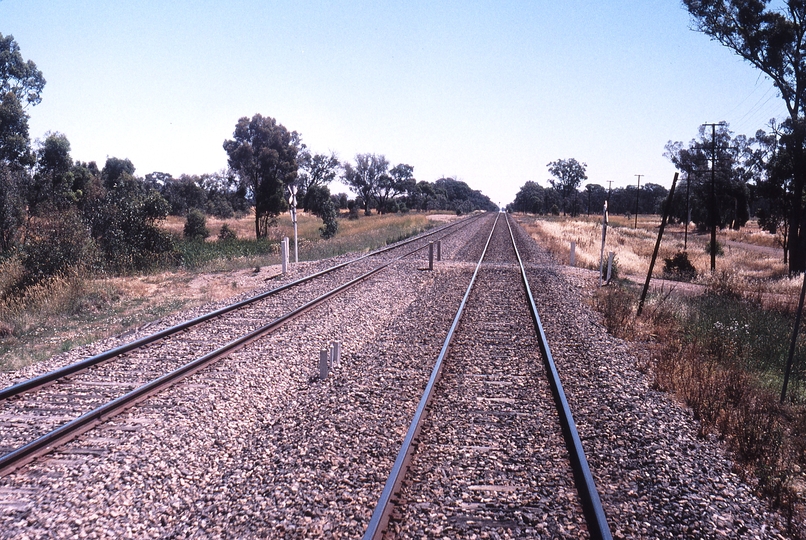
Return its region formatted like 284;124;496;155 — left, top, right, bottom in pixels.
363;212;500;540
504;214;612;540
0;230;446;477
0;214;477;402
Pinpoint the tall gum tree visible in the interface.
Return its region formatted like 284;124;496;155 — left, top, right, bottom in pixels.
683;0;806;272
0;33;45;169
223;114;299;238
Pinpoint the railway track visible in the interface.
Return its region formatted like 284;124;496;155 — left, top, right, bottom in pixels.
0;215;478;476
365;213;611;539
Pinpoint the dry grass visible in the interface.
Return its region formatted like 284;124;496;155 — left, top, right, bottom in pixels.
520;212;806;536
0;211;443;372
521;214;794;294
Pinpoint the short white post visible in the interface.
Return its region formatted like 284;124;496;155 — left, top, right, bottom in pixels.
606;251;615;283
319;348;329;379
599;201;609;287
428;242;434;270
330;341;341;369
436;240;442;261
281;237;289;274
570;241;576;266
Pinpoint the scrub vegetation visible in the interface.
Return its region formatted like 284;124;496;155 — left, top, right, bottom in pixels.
519;213;806;537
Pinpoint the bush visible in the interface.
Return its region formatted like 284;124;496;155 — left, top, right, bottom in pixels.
218;223;237;242
184;208;209;241
18;211;98;289
85;177;180;271
593;282;634;338
347;200;360;221
206;193;234;218
663;251;697;282
705;238;724;256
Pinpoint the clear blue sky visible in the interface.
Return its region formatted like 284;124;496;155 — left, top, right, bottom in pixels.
0;0;789;207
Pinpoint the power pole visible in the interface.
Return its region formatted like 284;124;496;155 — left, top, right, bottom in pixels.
702;122;725;272
607;180;613;202
684;168;692;250
634;174;643;229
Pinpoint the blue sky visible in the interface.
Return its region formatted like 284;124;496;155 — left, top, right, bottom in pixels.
0;0;789;206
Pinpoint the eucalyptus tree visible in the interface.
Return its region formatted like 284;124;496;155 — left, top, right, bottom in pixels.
683;0;806;270
223;114;299;238
342;153;388;215
297;149;340;210
0;33;45;169
547;158;587;215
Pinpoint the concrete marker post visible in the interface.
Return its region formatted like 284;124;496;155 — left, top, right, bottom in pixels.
606;252;615;283
428;242;434;271
281;237;289;274
436;240;442;261
570;241;576;266
319;348;329;379
330;341;341;369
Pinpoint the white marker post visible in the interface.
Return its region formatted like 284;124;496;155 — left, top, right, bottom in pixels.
570;241;576;266
281;237;289;274
287;185;298;264
607;251;615;283
599;201;609;287
319;348;329;379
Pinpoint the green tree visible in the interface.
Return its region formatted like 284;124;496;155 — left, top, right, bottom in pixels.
0;33;45;169
665;124;758;230
85;173;177;271
29;132;76;213
0;90;33;168
223;114;299;238
304;184;339;239
547;158;587;215
101;157;136;190
343;154;388;216
683;0;806;271
375;163;415;214
0;163;25;252
184;208;209;241
297;149;340;210
0;33;46;108
512;181;545;214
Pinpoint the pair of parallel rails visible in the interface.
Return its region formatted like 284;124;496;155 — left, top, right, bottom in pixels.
0;215;477;476
364;213;612;539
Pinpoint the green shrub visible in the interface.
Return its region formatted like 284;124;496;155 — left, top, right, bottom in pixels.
218;223;237;241
184;208;209;241
705;238;724;256
663;251;697;281
18;211;98;289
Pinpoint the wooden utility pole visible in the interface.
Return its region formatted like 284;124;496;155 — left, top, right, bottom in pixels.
607;180;613;202
637;173;679;316
702;122;725;271
684;168;692;250
634;175;643;228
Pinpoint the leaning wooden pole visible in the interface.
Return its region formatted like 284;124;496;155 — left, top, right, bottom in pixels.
781;269;806;403
637;172;679;317
598;201;609;287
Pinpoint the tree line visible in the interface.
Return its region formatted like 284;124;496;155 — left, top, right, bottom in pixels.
222;114;495;241
0;33;495;290
512;2;806;272
508;158;670;218
509;119;797;266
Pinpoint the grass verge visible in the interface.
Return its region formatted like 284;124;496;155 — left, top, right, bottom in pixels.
0;212;441;372
519;213;806;538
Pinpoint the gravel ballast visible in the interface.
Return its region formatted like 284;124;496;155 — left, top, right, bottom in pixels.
0;213;790;538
